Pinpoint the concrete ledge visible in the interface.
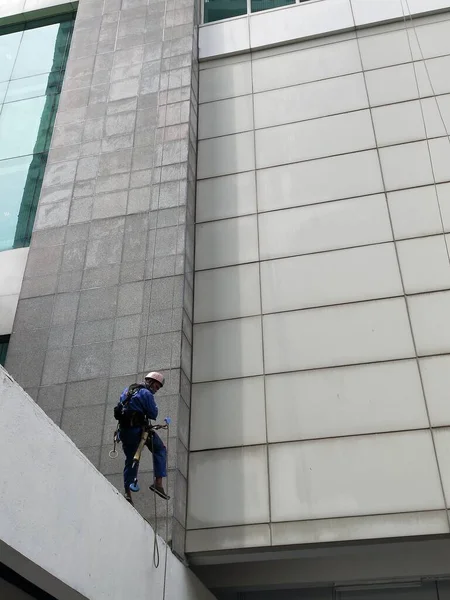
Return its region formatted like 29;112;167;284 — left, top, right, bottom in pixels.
0;366;215;600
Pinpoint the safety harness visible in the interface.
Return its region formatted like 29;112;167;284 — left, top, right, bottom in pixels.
113;383;146;427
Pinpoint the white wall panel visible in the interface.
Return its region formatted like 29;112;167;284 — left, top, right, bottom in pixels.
429;136;450;183
372;101;426;147
187;446;270;528
260;244;402;313
199;60;252;103
257;150;383;212
269;431;444;521
409;290;450;356
196;171;257;223
0;0;77;20
191;377;266;450
379;141;433;191
198;0;450;61
186;524;271;552
258;195;392;261
358;29;420;71
253;73;368;129
0;0;25;18
249;0;354;49
263;298;414;373
199;16;250;60
199;95;253;139
251;39;361;93
421;95;450;139
397;235;450;294
193;316;263;382
0;295;20;336
271;510;449;547
198;131;255;179
351;0;405;27
365;62;433;106
0;247;29;335
195;215;258;270
351;0;450;28
424;55;450;96
388;183;450;240
255;110;375;169
0;247;29;296
194;263;261;322
266;360;427;443
421;355;450;426
433;427;450;507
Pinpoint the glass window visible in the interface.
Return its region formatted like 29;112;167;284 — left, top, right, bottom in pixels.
12;21;72;80
203;0;313;23
0;335;10;366
0;95;58;159
0;15;74;252
251;0;295;12
0;154;47;251
5;72;60;103
0;30;22;83
204;0;247;23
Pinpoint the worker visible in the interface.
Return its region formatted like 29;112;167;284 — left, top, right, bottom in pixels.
117;371;169;504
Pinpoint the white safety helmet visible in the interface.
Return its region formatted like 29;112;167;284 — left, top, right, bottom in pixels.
145;371;165;387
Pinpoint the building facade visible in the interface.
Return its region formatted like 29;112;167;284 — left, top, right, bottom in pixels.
3;0;450;598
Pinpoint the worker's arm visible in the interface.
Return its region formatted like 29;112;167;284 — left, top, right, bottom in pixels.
139;388;159;421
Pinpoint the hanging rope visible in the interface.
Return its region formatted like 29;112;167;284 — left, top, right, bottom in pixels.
128;0;185;580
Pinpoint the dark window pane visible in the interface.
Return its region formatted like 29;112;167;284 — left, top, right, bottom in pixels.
251;0;295;12
0;30;22;82
0;335;10;366
0;154;46;251
204;0;247;23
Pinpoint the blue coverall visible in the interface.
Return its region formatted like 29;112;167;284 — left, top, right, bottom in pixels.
118;386;167;491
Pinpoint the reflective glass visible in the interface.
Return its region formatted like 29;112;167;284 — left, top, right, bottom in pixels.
0;15;74;252
0;81;7;104
0;154;46;251
0;95;58;159
204;0;247;23
5;73;60;103
0;30;22;82
12;24;61;79
251;0;295;12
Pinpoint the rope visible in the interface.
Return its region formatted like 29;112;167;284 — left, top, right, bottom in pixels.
162;423;170;599
150;429;161;569
130;0;181;576
149;421;171;569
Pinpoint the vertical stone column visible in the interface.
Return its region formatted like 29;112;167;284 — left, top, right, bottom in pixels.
6;0;199;559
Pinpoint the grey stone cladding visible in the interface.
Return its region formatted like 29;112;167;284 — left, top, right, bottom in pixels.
6;0;199;559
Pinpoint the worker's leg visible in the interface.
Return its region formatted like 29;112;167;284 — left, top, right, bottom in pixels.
147;432;170;499
119;427;141;500
148;432;167;478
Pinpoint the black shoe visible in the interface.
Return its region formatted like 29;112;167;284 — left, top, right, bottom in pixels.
149;484;170;500
124;491;134;505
